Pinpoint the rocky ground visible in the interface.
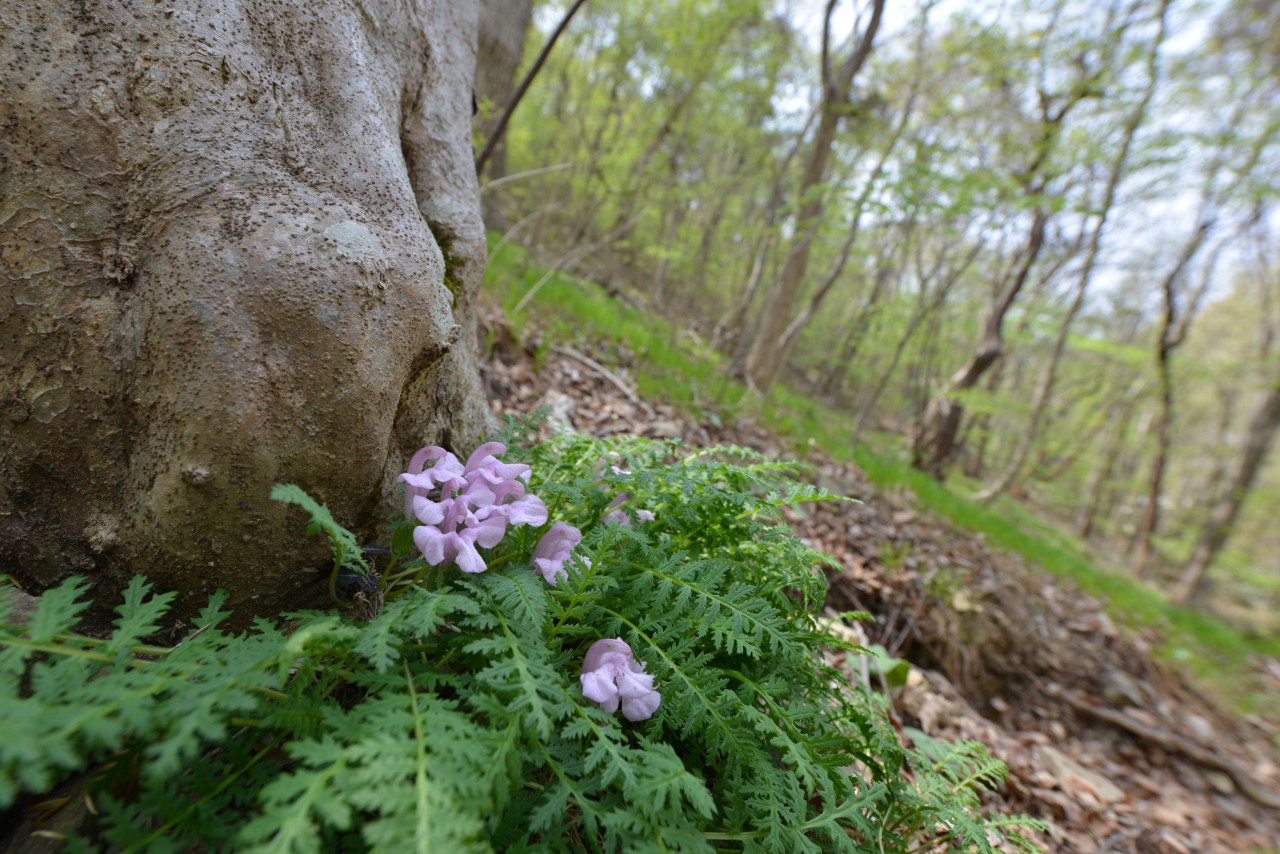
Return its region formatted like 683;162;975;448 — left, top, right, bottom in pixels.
483;334;1280;853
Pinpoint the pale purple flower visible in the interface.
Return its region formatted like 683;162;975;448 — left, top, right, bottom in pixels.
580;638;661;721
411;494;506;574
603;494;655;527
399;442;547;573
532;521;589;585
462;442;532;502
594;451;631;478
399;446;465;521
471;477;548;527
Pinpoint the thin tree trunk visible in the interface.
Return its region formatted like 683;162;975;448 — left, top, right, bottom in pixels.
822;251;897;379
1077;395;1139;540
852;241;978;444
724;116;815;376
742;0;886;391
475;0;587;176
475;0;535;229
1173;381;1280;602
817;294;871;399
651;186;686;309
913;210;1049;477
975;0;1164;499
1131;96;1279;574
1029;399;1115;484
774;81;922;365
1131;224;1217;575
606;42;732;270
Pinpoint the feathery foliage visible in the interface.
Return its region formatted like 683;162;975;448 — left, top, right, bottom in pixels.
0;429;1044;851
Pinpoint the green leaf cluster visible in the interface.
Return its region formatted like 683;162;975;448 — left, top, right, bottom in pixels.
0;433;1043;852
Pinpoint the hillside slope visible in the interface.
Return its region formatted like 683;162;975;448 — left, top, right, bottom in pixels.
482;328;1280;852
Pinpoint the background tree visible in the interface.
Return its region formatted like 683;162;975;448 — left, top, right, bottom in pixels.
487;0;1280;614
740;0;887;393
475;0;535;229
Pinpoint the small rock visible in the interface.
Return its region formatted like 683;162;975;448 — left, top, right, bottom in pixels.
647;419;682;439
1182;712;1214;743
1203;770;1235;796
1040;745;1126;805
1100;668;1146;709
1;585;39;626
538;390;576;436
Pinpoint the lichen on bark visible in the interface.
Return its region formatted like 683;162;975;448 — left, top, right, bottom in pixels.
0;0;491;612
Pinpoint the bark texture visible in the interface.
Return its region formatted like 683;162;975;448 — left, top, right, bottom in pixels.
1;0;491;611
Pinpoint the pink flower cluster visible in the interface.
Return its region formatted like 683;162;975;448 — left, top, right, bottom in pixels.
399;442;549;574
399;442;660;722
580;638;662;721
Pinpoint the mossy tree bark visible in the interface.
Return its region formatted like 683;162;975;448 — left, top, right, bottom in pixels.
1;0;491;612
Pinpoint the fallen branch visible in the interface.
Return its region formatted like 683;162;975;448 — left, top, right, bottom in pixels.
1060;690;1280;810
550;346;655;418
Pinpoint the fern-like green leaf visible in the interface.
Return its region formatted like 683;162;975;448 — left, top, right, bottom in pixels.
24;575;92;644
106;576;177;656
271;483;370;576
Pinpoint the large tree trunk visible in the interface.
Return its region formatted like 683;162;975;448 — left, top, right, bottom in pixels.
1;0;491;612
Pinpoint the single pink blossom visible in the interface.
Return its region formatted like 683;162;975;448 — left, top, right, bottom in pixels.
532;521;589;585
466;441;532;483
580;638;661;721
603;494;655;526
399;446;464;520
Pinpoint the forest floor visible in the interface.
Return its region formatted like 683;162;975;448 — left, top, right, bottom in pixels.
481;329;1280;853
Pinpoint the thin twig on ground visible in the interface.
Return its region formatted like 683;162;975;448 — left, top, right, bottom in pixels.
550;346;656;418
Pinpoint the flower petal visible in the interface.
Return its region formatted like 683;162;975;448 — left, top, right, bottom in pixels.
463;442;507;472
470;514;508;549
621;690;661;722
499;494;549;526
412;495;447;526
533;557;567;585
580;670;620;712
582;638;633;673
453;537;487;574
413;525;452;566
616;668;655;699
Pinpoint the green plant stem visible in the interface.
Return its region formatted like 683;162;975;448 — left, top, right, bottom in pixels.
50;633;180;657
550;557;606;635
703;830;768;841
3;637;130;664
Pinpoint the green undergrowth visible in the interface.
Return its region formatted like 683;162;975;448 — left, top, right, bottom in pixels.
486;236;1279;713
486;237;855;454
1;430;1045;852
